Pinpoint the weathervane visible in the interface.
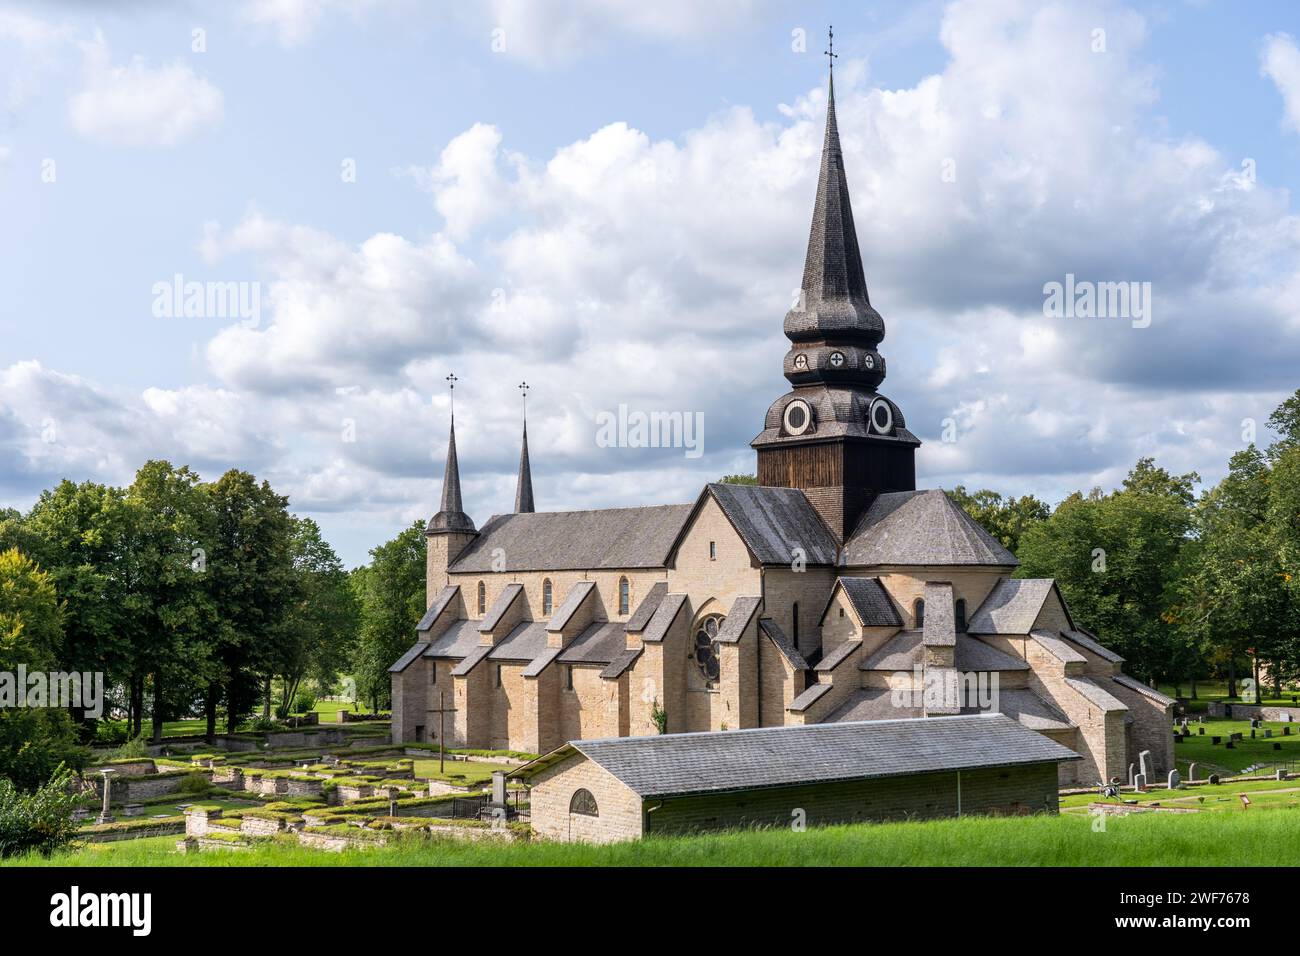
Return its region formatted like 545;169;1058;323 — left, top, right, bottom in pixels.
824;25;837;73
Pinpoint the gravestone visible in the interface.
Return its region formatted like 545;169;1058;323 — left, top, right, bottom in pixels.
1133;773;1146;792
1265;729;1273;738
1285;726;1292;736
1198;726;1205;735
1127;763;1135;786
1251;729;1257;739
1174;734;1183;744
1278;769;1289;781
1187;762;1198;782
1208;773;1220;785
1212;736;1221;745
1138;750;1152;779
1226;741;1235;749
1274;742;1282;751
1167;770;1180;789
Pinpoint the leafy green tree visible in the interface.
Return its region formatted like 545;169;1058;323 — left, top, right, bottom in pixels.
272;517;360;717
1017;459;1197;685
0;766;81;858
0;549;85;786
718;474;758;485
354;522;426;711
202;470;297;736
947;486;1050;554
126;462;215;743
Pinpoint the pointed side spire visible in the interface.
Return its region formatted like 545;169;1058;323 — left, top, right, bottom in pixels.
428;382;476;535
514;421;535;513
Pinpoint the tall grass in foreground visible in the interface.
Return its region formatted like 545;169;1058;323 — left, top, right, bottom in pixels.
7;808;1298;867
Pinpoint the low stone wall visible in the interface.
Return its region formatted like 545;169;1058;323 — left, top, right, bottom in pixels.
185;806;219;837
286;777;324;798
240;815;289;837
89;759;156;777
1206;702;1300;722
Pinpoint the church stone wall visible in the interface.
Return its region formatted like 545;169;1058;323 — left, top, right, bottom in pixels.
763;565;836;659
667;497;761;607
759;635;804;727
873;569;1006;629
558;664;624;742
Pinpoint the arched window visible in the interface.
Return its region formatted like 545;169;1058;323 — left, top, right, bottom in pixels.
792;601;800;646
477;581;486;616
542;578;553;616
693;614;724;688
618;576;630;616
913;598;925;629
955;598;967;633
569;788;599;816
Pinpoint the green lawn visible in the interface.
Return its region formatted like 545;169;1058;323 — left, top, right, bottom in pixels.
1061;776;1300;810
1159;681;1300;710
12;806;1299;867
1170;718;1300;775
411;758;503;787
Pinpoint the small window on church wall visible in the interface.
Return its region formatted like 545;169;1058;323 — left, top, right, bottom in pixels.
792;602;800;645
914;598;925;628
565;664;574;691
430;665;437;685
477;581;486;615
542;579;553;616
955;599;967;633
570;788;599;817
694;614;724;688
618;577;630;615
495;664;503;688
708;541;717;561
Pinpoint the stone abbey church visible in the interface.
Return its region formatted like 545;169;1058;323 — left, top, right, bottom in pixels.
390;74;1174;788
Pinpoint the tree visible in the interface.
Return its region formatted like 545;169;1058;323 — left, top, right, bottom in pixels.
354;522;426;711
272;517;360;717
718;474;758;485
947;486;1050;554
1017;459;1198;685
0;549;84;787
202;471;297;736
126;462;215;743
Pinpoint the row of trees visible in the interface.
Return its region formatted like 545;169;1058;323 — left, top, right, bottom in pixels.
949;391;1300;698
0;462;359;778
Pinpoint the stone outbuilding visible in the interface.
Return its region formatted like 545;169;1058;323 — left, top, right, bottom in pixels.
510;713;1080;843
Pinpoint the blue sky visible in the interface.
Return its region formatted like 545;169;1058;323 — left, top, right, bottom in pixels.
2;0;1300;566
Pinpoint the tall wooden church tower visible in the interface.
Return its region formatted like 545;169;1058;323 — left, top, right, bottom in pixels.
752;50;919;541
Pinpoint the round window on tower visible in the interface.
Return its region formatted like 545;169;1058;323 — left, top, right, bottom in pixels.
829;350;845;368
782;398;814;436
869;397;893;435
864;353;875;370
792;353;808;371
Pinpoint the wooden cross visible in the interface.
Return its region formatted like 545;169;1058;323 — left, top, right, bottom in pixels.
824;25;837;72
427;690;457;774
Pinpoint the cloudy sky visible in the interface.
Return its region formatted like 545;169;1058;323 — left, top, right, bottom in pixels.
2;0;1299;566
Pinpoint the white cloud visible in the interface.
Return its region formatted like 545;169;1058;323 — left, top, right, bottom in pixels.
407;123;515;240
1262;32;1300;133
69;35;223;147
238;0;392;47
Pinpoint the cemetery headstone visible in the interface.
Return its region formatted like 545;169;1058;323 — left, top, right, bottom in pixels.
1265;729;1272;738
1198;726;1205;735
1133;773;1146;792
1212;736;1221;745
1187;762;1197;782
1167;770;1180;789
1278;769;1289;781
1208;773;1220;785
1138;750;1152;779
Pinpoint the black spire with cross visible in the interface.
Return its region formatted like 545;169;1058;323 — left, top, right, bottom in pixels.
514;381;535;513
427;371;477;535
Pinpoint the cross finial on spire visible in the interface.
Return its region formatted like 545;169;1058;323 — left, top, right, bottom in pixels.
518;381;530;421
824;25;837;72
446;372;458;417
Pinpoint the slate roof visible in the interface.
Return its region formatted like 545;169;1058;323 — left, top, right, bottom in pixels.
388;642;428;674
696;483;839;566
842;490;1018;568
953;635;1029;672
715;596;761;644
966;578;1060;635
641;593;688;644
922;582;956;647
558;621;628;666
427;417;477;534
514;422;534;514
826;688;923;721
758;619;808;671
825;576;901;627
979;689;1073;732
511;714;1079;798
1112;673;1176;707
861;630;922;671
448;504;693;573
601;647;643;679
423;620;484;659
1031;629;1087;665
479;583;523;632
1064;676;1128;712
1062;627;1124;663
548;581;594;632
625;582;668;632
416;585;459;632
450;644;492;677
487;622;550;662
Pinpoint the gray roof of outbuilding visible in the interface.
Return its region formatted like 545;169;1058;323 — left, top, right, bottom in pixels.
843;490;1018;568
448;504;693;573
967;578;1062;635
826;576;901;627
697;483;839;566
512;713;1078;798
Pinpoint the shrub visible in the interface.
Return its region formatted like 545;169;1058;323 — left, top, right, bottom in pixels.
93;722;131;747
292;691;317;714
178;772;210;795
0;766;81;859
109;736;149;760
